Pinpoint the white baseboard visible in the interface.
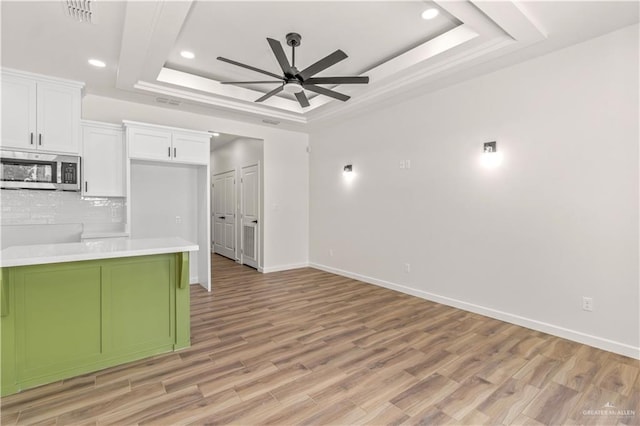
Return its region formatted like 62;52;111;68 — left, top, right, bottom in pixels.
262;262;309;274
190;275;198;285
310;262;640;360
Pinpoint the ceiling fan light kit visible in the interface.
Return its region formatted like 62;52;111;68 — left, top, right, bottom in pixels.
217;32;369;108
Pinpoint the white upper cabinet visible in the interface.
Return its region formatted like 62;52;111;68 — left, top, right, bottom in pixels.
82;121;125;197
125;121;210;166
172;132;210;165
1;69;83;154
127;126;173;162
1;75;37;149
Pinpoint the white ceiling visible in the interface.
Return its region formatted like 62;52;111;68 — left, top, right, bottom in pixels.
1;1;638;131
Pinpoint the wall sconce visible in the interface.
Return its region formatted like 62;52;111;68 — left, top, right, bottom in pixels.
481;141;503;169
342;164;355;183
484;141;496;153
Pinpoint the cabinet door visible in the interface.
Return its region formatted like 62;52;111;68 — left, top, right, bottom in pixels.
172;132;209;165
102;255;175;354
82;124;125;197
128;127;173;162
36;82;81;154
1;74;37;150
14;264;103;380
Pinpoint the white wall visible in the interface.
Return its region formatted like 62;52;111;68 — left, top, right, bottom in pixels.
308;25;639;358
212;137;263;175
82;95;309;272
211;138;264;268
130;162;198;242
130;161;200;281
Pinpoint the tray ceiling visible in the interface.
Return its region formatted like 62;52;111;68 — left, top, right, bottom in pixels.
1;1;638;129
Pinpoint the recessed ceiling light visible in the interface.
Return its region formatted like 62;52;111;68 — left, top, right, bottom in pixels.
180;50;195;59
88;59;106;68
421;8;439;20
212;132;220;137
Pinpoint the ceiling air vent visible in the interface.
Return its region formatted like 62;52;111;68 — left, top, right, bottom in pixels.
64;0;94;23
262;119;280;125
155;97;181;107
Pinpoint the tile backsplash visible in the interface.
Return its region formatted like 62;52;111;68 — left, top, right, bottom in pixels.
1;190;125;226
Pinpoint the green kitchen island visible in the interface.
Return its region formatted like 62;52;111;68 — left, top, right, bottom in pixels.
0;237;197;396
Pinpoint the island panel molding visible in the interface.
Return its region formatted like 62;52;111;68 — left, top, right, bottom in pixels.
0;242;192;396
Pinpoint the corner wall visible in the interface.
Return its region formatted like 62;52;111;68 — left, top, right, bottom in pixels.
308;25;639;357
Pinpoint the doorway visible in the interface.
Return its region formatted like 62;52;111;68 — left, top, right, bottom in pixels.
210;134;264;271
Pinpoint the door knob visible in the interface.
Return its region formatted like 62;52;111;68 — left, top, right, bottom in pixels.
252;220;258;224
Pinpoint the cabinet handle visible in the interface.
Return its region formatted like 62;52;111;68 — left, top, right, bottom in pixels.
85;181;88;192
38;134;42;146
168;147;171;157
174;147;177;158
30;132;34;145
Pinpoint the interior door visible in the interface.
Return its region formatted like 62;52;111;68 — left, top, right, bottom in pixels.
212;170;236;260
241;164;259;269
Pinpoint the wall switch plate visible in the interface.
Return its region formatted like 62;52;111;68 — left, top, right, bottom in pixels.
329;249;334;257
404;263;411;273
399;160;405;169
175;216;182;224
582;296;593;311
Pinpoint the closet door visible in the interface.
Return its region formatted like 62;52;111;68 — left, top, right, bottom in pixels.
241;164;259;269
213;170;236;260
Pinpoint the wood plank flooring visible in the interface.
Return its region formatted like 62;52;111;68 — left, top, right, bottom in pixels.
2;254;639;425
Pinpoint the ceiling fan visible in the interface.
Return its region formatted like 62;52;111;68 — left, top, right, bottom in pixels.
217;33;369;108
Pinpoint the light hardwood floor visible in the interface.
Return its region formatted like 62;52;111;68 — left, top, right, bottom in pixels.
2;254;639;425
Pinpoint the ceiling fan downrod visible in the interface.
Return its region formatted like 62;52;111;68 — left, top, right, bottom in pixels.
286;32;301;70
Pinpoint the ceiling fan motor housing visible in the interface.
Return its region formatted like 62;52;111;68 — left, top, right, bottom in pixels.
286;32;302;47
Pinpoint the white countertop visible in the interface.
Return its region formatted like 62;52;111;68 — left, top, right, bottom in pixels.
80;231;130;240
0;237;199;268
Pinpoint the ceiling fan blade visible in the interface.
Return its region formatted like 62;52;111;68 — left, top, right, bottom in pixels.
255;85;284;103
304;76;369;85
295;91;310;108
303;84;350;102
220;81;283;84
217;57;283;80
298;50;348;80
267;38;293;76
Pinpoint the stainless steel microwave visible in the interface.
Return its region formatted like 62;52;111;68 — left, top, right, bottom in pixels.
0;150;81;191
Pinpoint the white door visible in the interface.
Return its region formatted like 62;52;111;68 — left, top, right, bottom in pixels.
213;170;236;260
171;132;209;165
127;127;173;162
82;123;125;197
36;82;81;154
241;164;259;269
1;74;37;150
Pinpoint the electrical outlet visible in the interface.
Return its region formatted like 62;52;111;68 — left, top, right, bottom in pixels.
329;249;334;257
404;263;411;273
175;216;182;224
582;297;593;311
